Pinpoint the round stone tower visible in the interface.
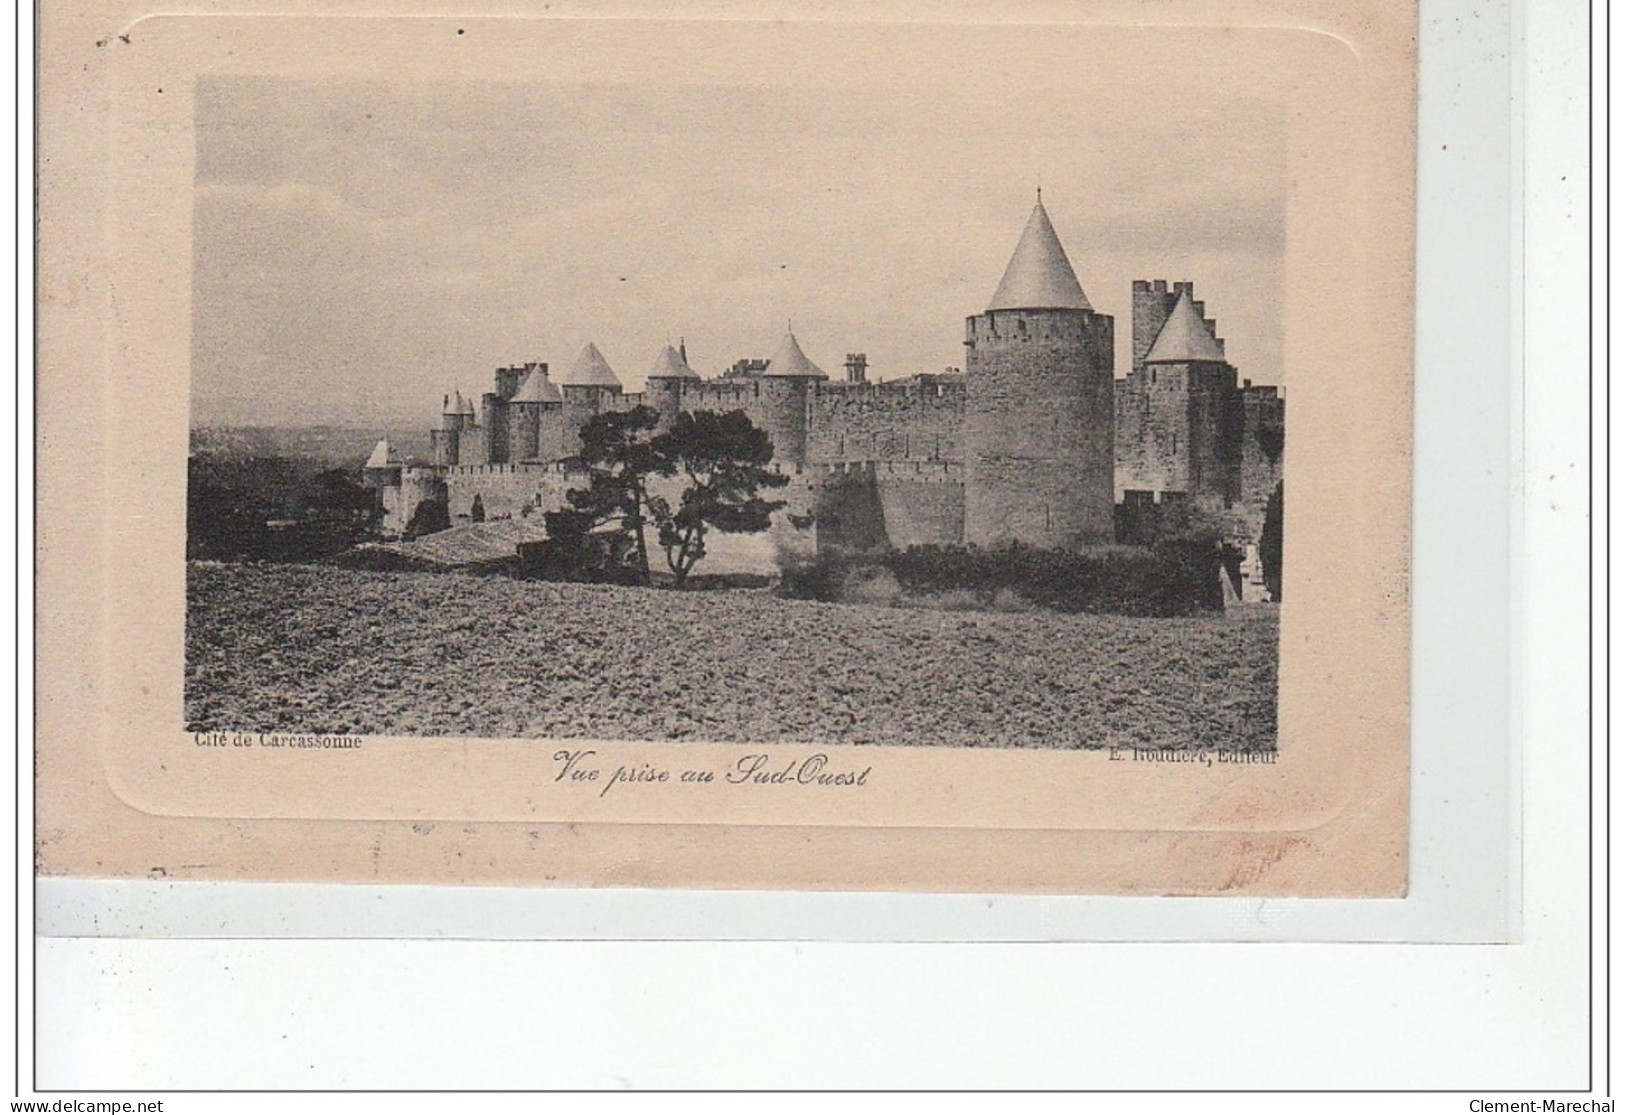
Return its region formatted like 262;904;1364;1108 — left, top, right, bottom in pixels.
963;193;1115;548
759;328;826;471
559;342;623;458
645;341;700;431
437;390;467;467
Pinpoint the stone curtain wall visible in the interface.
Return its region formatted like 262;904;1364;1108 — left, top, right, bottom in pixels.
809;468;891;552
873;462;966;548
808;461;966;552
391;281;1272;554
805;383;965;466
1115;366;1189;497
443;463;576;522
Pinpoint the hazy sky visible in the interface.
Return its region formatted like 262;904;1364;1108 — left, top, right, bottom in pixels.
192;34;1287;430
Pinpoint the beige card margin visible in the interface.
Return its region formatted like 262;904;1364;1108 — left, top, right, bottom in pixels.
36;0;1414;895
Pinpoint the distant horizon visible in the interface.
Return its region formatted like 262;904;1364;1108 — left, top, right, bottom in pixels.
192;27;1289;430
191;360;1290;436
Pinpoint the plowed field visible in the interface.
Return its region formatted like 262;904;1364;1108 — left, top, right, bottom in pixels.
185;562;1278;750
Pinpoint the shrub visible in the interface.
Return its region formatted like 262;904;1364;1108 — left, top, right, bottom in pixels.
843;566;903;607
187;456;383;562
518;507;645;585
775;548;848;602
777;541;1222;616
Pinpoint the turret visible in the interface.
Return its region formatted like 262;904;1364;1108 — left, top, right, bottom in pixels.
479;392;505;465
436;390;468;466
963;192;1115;547
1134;287;1241;509
362;437;406;532
559;343;623;457
645;342;701;429
760;328;827;470
508;364;563;461
844;353;868;383
362;437;403;486
461;391;489;467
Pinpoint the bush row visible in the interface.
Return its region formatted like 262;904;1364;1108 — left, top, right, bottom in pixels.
778;541;1223;617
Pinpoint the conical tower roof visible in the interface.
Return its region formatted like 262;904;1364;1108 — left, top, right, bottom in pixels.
1144;289;1227;363
459;393;477;416
986;194;1092;312
364;437;402;470
442;390;465;415
647;344;701;380
510;367;563;404
763;329;827;379
561;342;622;388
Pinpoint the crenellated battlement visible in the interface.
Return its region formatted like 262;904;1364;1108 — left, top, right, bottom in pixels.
811;458;964;484
963;306;1112;347
441;460;578;480
813;375;964;401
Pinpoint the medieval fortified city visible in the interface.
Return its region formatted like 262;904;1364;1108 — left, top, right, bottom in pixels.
188;194;1284;752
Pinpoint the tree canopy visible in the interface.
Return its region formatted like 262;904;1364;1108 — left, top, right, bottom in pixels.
543;406;666;584
535;407;788;588
187;457;385;560
403;491;451;540
303;468;384;549
647;410;789;588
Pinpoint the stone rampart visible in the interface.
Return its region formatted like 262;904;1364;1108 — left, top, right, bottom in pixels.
443;462;576;522
806;382;964;465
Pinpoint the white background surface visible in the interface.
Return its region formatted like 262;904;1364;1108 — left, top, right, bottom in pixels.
22;0;1600;1098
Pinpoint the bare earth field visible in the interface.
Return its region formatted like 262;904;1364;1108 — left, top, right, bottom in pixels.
185;562;1278;750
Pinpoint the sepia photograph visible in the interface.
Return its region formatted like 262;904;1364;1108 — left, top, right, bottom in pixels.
37;7;1414;893
183;70;1285;752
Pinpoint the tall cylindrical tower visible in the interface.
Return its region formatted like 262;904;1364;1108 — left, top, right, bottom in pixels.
559;343;623;458
964;194;1116;548
759;329;826;471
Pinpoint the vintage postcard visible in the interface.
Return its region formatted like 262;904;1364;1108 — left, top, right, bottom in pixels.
37;0;1414;894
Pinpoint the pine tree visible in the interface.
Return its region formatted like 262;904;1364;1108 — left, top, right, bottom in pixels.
559;406;665;584
647;410;789;589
